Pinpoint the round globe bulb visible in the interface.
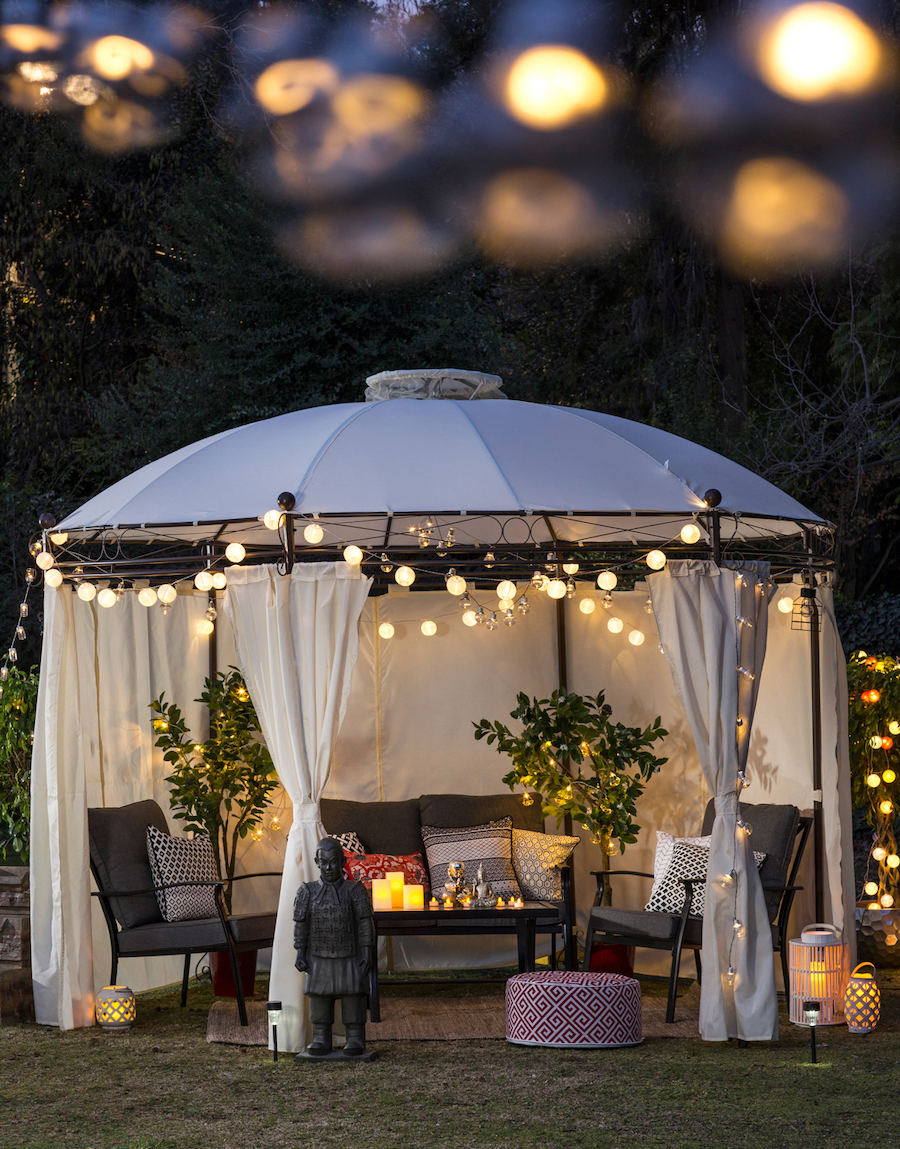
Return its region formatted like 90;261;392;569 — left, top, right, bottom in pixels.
881;894;895;908
77;583;97;602
498;597;514;611
421;620;437;636
378;622;394;639
446;574;467;596
777;596;795;613
880;799;894;815
596;570;617;591
211;572;227;590
36;551;55;570
562;562;579;575
263;509;281;530
869;689;881;703
872;846;887;861
225;543;246;564
303;522;324;545
462;610;477;627
881;737;894;751
44;568;63;589
395;565;415;587
496;579;516;601
887;853;900;869
883;769;896;783
864;881;879;896
158;584;177;605
889;720;900;735
547;579;566;599
628;629;645;646
343;545;363;566
194;571;214;592
138;587;157;607
198;619;215;636
867;773;882;788
870;735;883;749
579;598;595;615
98;588;117;609
680;522;702;545
646;550;667;571
608;617;624;634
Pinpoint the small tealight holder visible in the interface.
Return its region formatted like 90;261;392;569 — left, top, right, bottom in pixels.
443;897;454;909
429;896;439;909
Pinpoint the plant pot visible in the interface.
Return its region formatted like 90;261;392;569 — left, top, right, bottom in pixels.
589;943;635;977
209;950;258;998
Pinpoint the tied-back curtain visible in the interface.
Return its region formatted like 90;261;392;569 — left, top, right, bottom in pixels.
649;560;777;1041
224;562;371;1054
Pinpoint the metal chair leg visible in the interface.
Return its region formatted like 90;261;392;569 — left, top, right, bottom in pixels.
780;945;789;996
694;949;702;987
181;953;191;1008
550;934;557;970
666;944;682;1023
582;924;594;972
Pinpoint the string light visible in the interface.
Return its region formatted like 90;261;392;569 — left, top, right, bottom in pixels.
496;579;516;600
343;545;363;565
395;566;415;587
77;583;97;602
446;570;467;596
462;610;477;626
645;550;667;570
194;570;213;591
579;598;595;615
516;597;530;615
263;509;281;530
680;522;702;544
628;629;645;646
420;620;437;636
378;621;394;639
225;542;246;563
596;570;617;591
607;617;623;634
486;612;498;631
303;522;324;545
547;579;566;599
777;595;795;613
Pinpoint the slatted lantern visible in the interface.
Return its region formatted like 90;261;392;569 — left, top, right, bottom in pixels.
845;963;880;1033
95;985;136;1030
788;924;847;1026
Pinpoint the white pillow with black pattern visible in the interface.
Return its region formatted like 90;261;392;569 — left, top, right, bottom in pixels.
146;824;219;922
330;831;365;855
645;841;766;917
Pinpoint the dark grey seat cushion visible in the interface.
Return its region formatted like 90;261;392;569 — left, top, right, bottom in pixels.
320;798;423;856
117;911;277;955
88;800;169;929
589;906;704;947
701;799;799;921
418;793;544;834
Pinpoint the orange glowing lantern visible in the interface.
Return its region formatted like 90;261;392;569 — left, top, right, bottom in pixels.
95;985;136;1030
788;924;847;1026
844;963;880;1033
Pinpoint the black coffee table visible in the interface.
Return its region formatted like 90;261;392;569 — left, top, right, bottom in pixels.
368;901;561;1022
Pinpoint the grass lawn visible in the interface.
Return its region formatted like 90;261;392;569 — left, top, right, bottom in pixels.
2;968;898;1149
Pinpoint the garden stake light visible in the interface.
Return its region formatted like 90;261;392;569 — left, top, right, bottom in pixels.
804;1000;820;1063
267;1000;282;1061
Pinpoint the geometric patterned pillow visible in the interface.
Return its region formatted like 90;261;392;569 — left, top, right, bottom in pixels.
645;841;766;918
331;831;365;855
511;828;579;900
421;817;521;900
146;824;219;922
343;852;431;895
648;830;712;904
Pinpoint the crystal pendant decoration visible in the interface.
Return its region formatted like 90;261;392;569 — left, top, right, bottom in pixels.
475;607;485;625
15;626;25;641
8;648;17;662
19;603;28;618
206;606;218;622
380;553;393;573
566;580;576;598
25;569;36;584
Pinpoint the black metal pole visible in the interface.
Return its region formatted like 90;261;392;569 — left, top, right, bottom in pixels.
555;595;576;918
273;1024;278;1063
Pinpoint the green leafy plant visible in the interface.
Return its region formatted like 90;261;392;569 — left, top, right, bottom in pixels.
474;689;668;857
0;667;39;864
150;669;278;911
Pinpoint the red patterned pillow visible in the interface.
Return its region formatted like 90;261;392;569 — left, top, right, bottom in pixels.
345;852;430;895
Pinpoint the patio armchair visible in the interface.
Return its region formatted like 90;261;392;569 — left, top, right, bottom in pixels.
88;799;279;1026
582;801;812;1023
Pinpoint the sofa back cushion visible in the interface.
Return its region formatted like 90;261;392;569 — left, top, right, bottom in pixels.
418;793;544;834
320;797;423;856
88;800;169;928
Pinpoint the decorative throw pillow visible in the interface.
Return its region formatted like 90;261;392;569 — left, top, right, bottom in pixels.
421;817;521;900
331;831;365;855
645;841;767;917
345;852;430;894
146;824;219;923
648;830;712;904
511;828;579;900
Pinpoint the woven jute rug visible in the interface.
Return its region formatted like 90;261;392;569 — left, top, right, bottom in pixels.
206;984;702;1045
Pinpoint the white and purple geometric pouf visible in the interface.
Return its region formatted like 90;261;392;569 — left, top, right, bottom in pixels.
505;971;642;1049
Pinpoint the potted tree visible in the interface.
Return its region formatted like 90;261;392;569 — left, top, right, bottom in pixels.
150;668;279;996
0;667;39;867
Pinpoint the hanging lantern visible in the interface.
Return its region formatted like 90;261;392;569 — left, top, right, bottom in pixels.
95;985;136;1030
788;924;847;1026
844;963;880;1033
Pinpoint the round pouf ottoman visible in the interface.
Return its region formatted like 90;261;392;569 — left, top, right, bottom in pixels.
506;971;642;1049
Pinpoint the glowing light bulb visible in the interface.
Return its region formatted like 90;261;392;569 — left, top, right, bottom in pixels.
138;587;157;607
211;572;227;590
889;721;900;735
77;583;97;602
342;545;362;566
645;550;667;571
870;735;884;750
395;565;415;587
263;509;282;530
49;532;67;545
608;617;624;634
36;551;55;570
378;622;394;639
496;579;516;601
872;846;887;861
97;588;117;608
547;579;567;599
881;738;894;752
303;522;324;545
446;572;467;596
869;690;881;703
225;543;246;564
883;769;896;783
198;619;214;636
887;854;900;869
879;799;894;815
158;584;177;605
44;569;63;588
864;881;879;896
881;894;894;908
562;562;579;575
596;570;617;591
777;596;795;613
756;1;882;102
90;35;154;80
194;571;213;592
498;597;514;611
680;522;702;545
579;598;595;615
462;610;477;627
867;773;882;788
420;620;437;636
628;629;645;646
503;45;607;130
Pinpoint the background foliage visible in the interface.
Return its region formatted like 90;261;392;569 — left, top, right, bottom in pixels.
0;667;38;863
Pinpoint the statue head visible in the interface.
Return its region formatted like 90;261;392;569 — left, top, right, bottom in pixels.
315;838;346;884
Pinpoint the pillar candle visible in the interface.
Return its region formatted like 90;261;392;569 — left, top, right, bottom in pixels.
403;884;425;910
371;878;393;911
386;871;405;909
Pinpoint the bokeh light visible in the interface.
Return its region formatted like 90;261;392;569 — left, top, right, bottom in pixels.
254;58;338;116
503;45;607;130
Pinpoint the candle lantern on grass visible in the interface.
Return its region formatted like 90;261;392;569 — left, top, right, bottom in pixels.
844;963;880;1033
95;985;136;1030
788;924;847;1026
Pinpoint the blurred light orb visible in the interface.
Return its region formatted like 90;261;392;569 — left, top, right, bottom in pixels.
263;509;282;530
872;846;887;861
462;610;478;626
480;168;600;265
211;572;227;590
864;881;879;895
496;579;517;601
867;773;882;787
82;98;159;153
596;570;618;591
628;629;645;646
138;587;157;607
562;562;579;575
225;542;246;564
888;854;900;868
343;545;363;566
579;598;596;615
395;565;415;587
254;58;338;116
721;157;848;272
680;522;702;544
378;622;394;639
608;616;624;634
62;74;104;106
303;522;324;545
158;584;177;605
331;73;425;137
44;568;63;588
883;768;897;783
498;597;514;610
547;579;567;599
421;620;437;636
198;619;215;636
777;595;795;613
0;25;63;52
19;61;57;83
757;2;882;102
504;45;607;130
89;36;154;80
646;550;667;570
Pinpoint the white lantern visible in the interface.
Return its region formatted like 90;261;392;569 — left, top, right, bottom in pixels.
225;542;246;564
198;619;215;636
462;610;477;626
562;562;579;575
378;622;395;639
788;924;847;1026
645;550;667;570
158;584;178;605
44;568;63;588
194;571;214;591
395;566;415;587
421;620;437;636
547;579;567;599
777;595;795;613
343;545;363;565
211;572;227;590
49;532;68;545
446;573;467;596
138;587;157;607
98;588;117;608
596;570;617;591
496;579;516;601
303;522;324;544
36;551;55;570
498;597;514;610
77;582;97;602
628;629;645;646
579;598;595;615
263;509;281;530
680;522;702;544
607;617;624;634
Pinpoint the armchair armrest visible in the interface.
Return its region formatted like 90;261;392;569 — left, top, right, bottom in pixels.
590;869;654;907
91;879;226;899
761;883;804;892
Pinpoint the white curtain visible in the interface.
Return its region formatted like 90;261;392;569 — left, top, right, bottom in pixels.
224;562;371;1054
649;560;777;1041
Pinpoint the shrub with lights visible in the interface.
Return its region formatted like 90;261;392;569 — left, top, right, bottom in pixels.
474;689;668;856
848;651;900;917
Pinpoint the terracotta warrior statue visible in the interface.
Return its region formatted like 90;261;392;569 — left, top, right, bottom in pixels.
293;837;374;1058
